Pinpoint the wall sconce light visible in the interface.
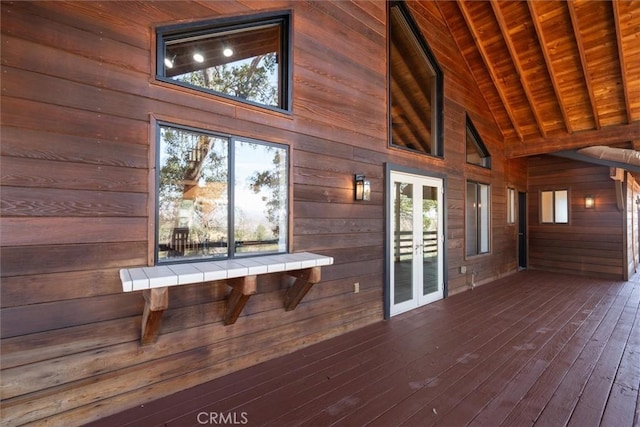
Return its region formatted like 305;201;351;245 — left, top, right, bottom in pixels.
354;174;370;201
584;194;595;209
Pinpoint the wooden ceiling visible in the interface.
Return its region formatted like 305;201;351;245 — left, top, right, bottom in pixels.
431;0;640;158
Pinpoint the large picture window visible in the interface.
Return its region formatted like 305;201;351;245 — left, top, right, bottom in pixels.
389;2;444;157
157;123;288;263
466;181;490;256
156;11;291;111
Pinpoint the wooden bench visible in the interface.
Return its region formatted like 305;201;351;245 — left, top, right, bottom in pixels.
119;252;334;345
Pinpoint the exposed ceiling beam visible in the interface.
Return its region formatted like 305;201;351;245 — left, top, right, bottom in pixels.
566;0;601;130
506;122;640;158
434;1;506;141
457;0;524;141
490;1;547;138
612;0;633;125
527;1;573;134
554;153;640;174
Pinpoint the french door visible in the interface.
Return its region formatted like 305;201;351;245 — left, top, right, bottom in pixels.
389;171;444;316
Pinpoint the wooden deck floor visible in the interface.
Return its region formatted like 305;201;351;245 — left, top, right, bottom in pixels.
89;270;640;427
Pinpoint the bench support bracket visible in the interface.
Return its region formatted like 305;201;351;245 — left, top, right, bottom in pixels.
122;253;332;345
141;287;169;346
224;275;258;325
284;267;322;311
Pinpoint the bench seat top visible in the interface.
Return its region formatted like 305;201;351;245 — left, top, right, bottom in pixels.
119;252;334;292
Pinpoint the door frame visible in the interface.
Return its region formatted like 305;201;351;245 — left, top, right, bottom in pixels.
385;164;447;319
518;191;527;269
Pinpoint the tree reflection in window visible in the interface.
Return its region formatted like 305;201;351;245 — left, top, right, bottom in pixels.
157;125;288;263
157;13;290;110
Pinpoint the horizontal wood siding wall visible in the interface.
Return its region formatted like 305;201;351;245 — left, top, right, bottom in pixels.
1;1;516;424
527;156;625;279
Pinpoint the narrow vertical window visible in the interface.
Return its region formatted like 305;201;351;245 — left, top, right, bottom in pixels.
466;181;491;256
157;11;291;111
507;187;516;224
540;190;569;224
157;123;288;263
389;2;443;157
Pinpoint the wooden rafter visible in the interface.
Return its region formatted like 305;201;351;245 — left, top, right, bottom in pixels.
490;2;547;138
457;0;524;141
566;0;601;130
434;2;506;141
612;0;633;125
506;122;640;158
527;1;573;134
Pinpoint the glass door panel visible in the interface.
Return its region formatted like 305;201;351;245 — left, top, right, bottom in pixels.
421;185;439;300
390;171;443;316
393;182;414;306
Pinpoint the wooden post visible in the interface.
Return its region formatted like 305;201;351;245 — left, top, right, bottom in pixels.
141;287;169;346
224;275;257;325
284;267;321;311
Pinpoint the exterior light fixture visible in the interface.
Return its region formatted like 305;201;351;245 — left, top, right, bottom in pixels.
585;194;595;209
222;45;234;57
354;174;370;201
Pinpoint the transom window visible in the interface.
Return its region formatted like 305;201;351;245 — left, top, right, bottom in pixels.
466;181;491;256
466;115;491;168
389;2;443;157
156;123;289;263
156;11;291;111
541;190;569;224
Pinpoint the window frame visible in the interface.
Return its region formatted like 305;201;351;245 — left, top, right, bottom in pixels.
507;187;516;225
154;121;290;265
466;180;491;257
388;1;444;158
465;115;491;169
540;189;569;224
155;10;293;113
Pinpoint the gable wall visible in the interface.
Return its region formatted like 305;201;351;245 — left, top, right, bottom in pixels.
0;1;520;424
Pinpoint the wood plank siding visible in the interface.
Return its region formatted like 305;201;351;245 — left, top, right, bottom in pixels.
0;1;633;425
527;156;627;280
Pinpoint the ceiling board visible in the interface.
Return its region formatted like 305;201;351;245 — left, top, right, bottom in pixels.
429;0;640;158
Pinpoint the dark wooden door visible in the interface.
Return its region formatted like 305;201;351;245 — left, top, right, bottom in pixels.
518;191;527;269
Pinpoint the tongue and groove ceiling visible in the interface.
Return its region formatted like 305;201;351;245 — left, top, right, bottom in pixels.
423;0;640;159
